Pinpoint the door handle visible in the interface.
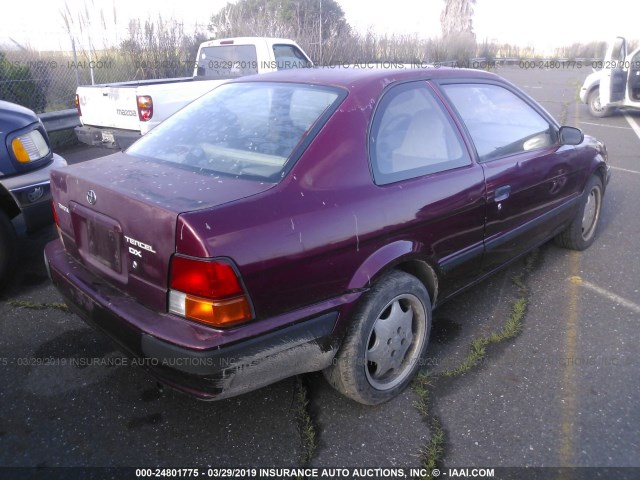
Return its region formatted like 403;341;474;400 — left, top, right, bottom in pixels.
495;185;511;202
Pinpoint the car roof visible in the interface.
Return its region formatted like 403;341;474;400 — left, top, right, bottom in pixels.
199;37;301;47
234;66;501;92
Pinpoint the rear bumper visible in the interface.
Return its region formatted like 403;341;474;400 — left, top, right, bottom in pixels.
75;125;141;150
44;239;341;400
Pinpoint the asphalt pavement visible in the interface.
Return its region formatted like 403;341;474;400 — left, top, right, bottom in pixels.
1;66;638;479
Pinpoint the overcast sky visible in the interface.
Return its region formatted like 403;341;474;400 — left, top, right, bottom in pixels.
1;0;637;53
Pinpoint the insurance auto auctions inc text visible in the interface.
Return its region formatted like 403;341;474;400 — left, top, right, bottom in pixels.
251;468;495;478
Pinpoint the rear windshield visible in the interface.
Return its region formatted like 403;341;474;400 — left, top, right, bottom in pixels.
127;82;342;180
196;45;258;78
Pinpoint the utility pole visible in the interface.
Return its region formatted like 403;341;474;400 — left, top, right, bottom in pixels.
71;37;80;87
319;0;322;64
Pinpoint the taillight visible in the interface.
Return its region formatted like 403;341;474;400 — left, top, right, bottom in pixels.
137;95;153;122
51;200;63;241
168;256;253;328
75;94;81;116
52;201;59;227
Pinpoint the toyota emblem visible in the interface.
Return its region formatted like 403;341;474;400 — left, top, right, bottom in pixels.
87;190;97;205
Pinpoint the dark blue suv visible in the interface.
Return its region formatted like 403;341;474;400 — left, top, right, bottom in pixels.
0;100;67;288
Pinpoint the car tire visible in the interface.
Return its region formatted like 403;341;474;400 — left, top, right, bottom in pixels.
555;175;603;251
323;271;431;405
0;211;18;290
587;88;613;118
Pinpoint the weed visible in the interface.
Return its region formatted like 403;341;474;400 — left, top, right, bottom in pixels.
413;373;445;478
414;250;539;472
9;300;69;312
294;376;317;469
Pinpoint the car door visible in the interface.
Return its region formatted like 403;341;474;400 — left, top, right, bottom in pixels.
600;36;627;106
627;49;640;107
439;81;585;274
369;81;487;298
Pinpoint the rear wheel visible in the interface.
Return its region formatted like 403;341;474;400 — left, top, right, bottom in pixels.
323;271;431;405
555;175;603;250
0;211;18;290
588;88;613;118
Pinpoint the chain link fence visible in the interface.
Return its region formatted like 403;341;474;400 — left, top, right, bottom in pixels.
0;47;206;114
0;18;208;114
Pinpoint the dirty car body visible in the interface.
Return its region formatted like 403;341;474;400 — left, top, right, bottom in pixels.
45;68;610;404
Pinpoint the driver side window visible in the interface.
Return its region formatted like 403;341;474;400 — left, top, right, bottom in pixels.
442;83;556;162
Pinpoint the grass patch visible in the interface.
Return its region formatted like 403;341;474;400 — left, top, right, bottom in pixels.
441;272;529;379
9;300;69;312
294;376;317;468
413;372;445;479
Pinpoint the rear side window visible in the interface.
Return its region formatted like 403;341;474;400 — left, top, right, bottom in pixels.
370;82;471;185
197;45;258;78
127;82;342;181
441;83;556;162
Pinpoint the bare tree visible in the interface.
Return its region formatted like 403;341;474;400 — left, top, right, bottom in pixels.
440;0;475;37
120;18;208;79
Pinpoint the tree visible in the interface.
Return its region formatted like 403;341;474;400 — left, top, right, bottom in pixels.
0;51;46;112
440;0;475;37
120;17;208;79
208;0;350;62
440;0;476;62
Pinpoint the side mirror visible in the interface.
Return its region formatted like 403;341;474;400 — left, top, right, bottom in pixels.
559;126;584;146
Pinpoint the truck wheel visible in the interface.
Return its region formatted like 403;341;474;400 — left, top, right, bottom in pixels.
555;175;603;251
323;271;431;405
0;211;18;290
588;88;613;118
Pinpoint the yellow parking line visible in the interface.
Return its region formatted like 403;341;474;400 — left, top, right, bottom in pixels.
569;276;640;314
559;251;580;470
558;102;584;472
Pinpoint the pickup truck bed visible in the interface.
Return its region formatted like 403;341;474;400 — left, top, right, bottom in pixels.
76;77;224;149
75;37;313;149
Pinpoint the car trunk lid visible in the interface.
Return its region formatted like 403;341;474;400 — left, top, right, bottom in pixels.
51;152;275;312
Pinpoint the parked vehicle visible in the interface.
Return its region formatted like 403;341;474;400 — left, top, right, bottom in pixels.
580;36;640;117
0;100;67;288
74;37;312;149
45;67;610;405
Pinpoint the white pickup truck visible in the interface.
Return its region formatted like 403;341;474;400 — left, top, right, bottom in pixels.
580;36;640;117
74;37;313;149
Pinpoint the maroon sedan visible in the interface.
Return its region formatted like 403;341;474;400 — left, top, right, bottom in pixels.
45;67;610;404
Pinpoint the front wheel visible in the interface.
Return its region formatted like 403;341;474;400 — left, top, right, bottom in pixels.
588;88;613;118
555;175;603;250
323;271;431;405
